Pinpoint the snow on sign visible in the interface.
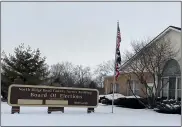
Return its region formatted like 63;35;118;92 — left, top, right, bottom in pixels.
8;84;99;108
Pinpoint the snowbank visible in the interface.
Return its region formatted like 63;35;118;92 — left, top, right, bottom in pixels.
99;94;125;100
126;95;141;98
99;94;141;100
99;95;105;98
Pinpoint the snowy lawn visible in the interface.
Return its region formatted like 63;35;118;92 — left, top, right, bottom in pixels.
1;102;181;126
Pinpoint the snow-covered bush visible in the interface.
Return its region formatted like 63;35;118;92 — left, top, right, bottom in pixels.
99;94;125;103
114;97;147;109
155;99;181;114
99;93;146;109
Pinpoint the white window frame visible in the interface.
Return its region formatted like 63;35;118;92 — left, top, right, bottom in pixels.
177;77;181;99
175;77;178;100
161;76;181;100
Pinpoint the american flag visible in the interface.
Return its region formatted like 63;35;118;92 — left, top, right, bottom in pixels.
115;22;121;81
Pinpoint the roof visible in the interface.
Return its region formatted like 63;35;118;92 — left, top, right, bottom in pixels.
120;25;181;70
169;26;181;31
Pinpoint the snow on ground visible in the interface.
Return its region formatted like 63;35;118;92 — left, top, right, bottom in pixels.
1;102;181;126
99;94;125;100
99;94;141;99
125;95;141;98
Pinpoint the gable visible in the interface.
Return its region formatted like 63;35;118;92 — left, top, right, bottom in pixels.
121;26;181;70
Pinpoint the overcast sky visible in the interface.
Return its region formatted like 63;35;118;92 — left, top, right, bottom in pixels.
1;2;181;69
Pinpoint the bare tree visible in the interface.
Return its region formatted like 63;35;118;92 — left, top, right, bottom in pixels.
94;60;115;76
93;57;128;88
73;65;92;88
88;81;97;89
49;62;76;87
93;60;114;88
121;37;178;108
92;75;103;88
50;63;93;88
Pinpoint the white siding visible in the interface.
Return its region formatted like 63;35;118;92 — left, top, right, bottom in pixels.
164;30;181;64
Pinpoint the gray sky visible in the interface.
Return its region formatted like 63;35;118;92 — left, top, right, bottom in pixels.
1;2;181;69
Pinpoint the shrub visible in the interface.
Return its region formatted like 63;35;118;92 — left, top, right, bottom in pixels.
155;99;181;114
100;93;148;109
101;98;112;105
114;98;146;109
99;96;106;103
99;93;125;103
114;97;126;105
1;98;7;102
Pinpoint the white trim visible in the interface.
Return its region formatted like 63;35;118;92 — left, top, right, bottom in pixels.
169;27;181;33
167;78;169;99
175;78;178;100
177;77;181;99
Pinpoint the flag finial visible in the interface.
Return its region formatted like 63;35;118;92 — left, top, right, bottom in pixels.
117;20;119;25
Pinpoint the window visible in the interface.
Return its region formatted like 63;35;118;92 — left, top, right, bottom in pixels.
161;59;181;100
115;83;120;93
110;83;120;93
177;78;181;100
161;78;169;98
161;77;181;100
110;83;113;93
127;80;140;96
168;77;176;99
127;80;133;96
134;80;140;95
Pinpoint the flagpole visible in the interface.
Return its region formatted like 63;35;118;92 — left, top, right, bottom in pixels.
106;79;108;94
112;75;116;113
112;21;119;113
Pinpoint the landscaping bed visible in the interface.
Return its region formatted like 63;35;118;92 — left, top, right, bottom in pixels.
155;99;181;115
99;94;146;109
99;94;181;113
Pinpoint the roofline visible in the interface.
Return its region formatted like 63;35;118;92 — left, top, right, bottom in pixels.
121;26;181;70
169;26;181;31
